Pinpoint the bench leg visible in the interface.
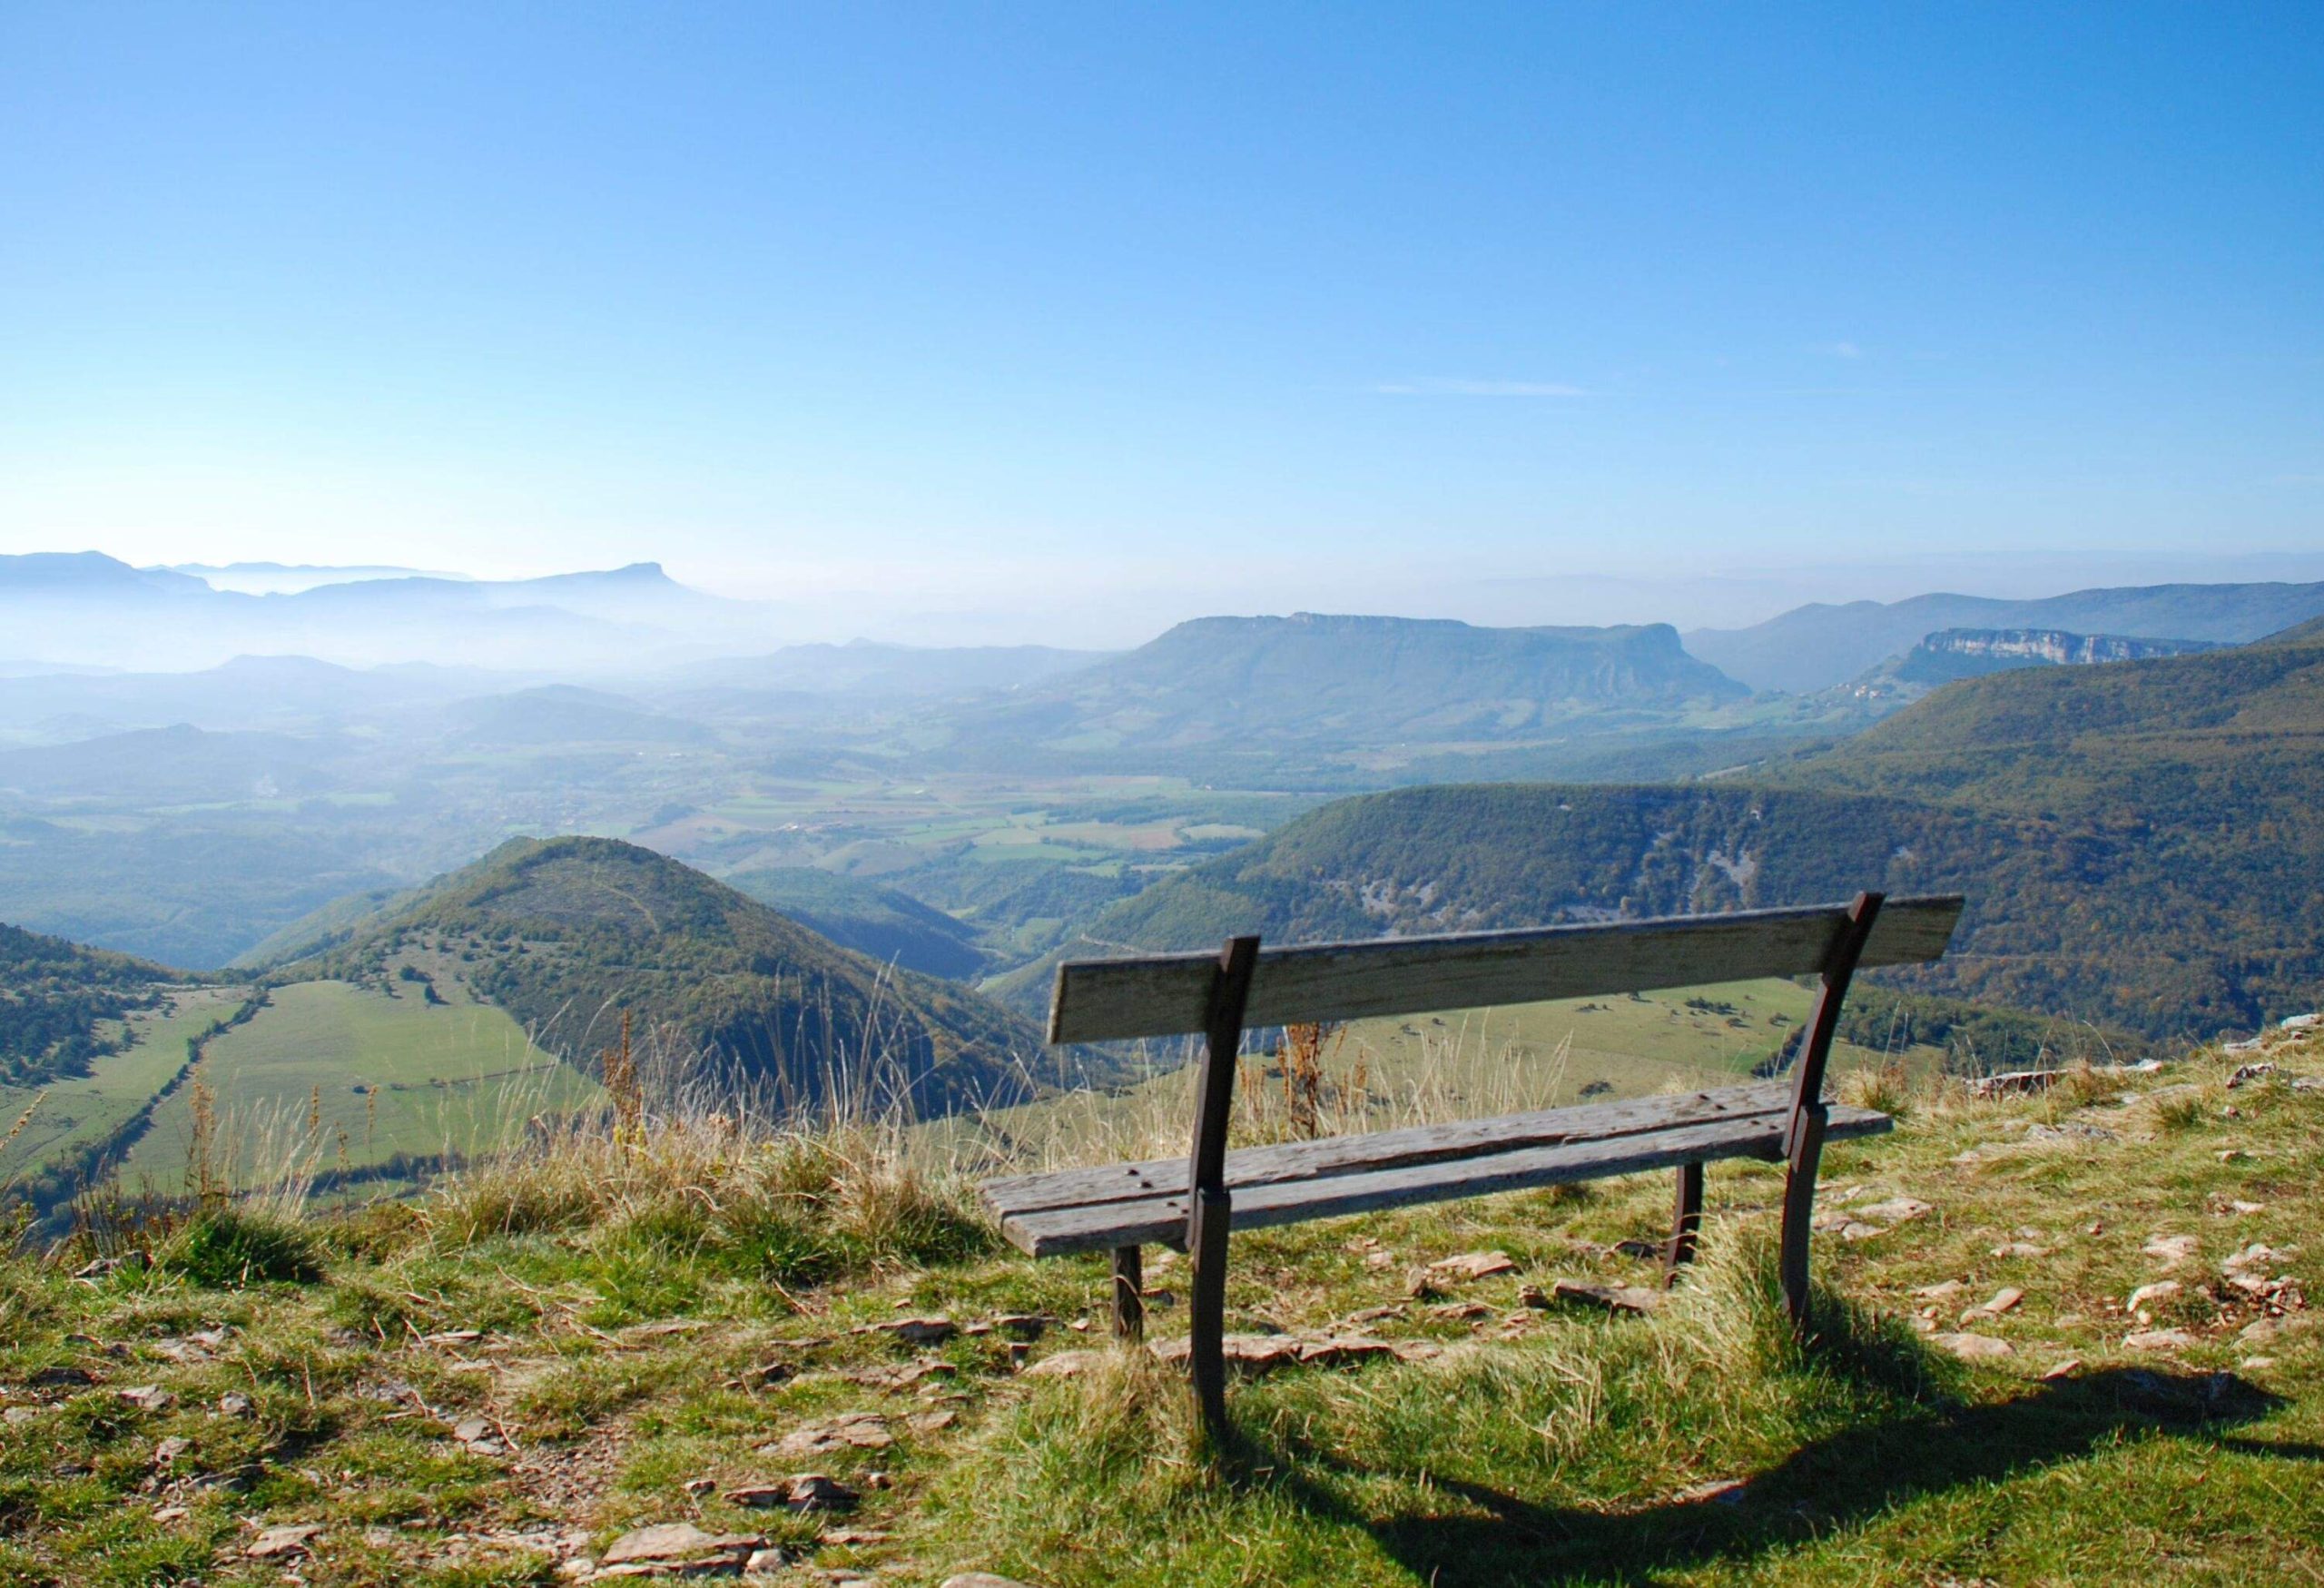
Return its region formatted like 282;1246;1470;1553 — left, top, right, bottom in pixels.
1187;1187;1232;1444
1779;1105;1827;1329
1110;1245;1144;1342
1663;1160;1704;1287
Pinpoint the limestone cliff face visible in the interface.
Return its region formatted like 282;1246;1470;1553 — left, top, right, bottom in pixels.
1910;627;2219;671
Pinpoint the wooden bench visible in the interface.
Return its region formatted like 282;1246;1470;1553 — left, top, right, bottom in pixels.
980;891;1964;1438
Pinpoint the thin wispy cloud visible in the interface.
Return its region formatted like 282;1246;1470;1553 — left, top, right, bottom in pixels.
1365;378;1587;397
1816;340;1865;359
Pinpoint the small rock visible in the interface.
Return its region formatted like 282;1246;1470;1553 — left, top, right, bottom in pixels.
2040;1358;2082;1382
1535;1279;1662;1316
1965;1287;2024;1319
2125;1280;2182;1316
153;1435;192;1466
1933;1332;2014;1360
217;1391;255;1418
1854;1198;1933;1225
246;1524;323;1559
152;1504;190;1524
27;1365;94;1388
763;1413;892;1458
2124;1328;2198;1351
1837;1221;1889;1243
1020;1350;1104;1380
1913;1279;1966;1300
2240;1356;2278;1371
1363;1249;1395;1268
2227;1063;2277;1090
118;1384;173;1412
0;1407;36;1425
1425;1250;1518;1282
940;1577;1042;1588
852;1317;957;1346
2142;1234;2200;1269
780;1473;858;1514
556;1559;596;1582
1148;1334;1302;1375
1673;1477;1748;1505
908;1408;959;1433
2292;1077;2322;1094
600;1523;763;1566
1991;1242;2051;1259
452;1416;495;1444
2280;1012;2321;1031
682;1476;715;1497
1293;1336;1400;1368
743;1548;788;1573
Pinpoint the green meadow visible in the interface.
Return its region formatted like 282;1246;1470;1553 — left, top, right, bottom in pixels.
0;986;247;1189
113;978;598;1194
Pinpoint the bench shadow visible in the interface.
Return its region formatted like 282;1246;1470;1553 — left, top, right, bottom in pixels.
1230;1366;2309;1587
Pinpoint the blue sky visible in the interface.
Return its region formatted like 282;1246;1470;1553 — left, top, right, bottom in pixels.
2;4;2319;641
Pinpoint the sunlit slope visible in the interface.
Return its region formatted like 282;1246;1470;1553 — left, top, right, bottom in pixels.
113;978;594;1193
293;835;1043;1116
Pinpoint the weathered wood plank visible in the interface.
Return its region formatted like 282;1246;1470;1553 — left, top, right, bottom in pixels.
1046;895;1964;1044
998;1103;1892;1257
981;1080;1803;1218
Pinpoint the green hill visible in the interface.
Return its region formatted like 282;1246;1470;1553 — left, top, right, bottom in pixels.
298;836;1041;1116
1062;631;2324;1040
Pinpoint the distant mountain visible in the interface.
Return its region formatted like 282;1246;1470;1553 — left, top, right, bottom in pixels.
0;551;784;672
956;614;1745;752
169;562;472;594
1063;624;2324;1039
1823;627;2226;715
1687;581;2324;694
723;866;991;980
296;836;1039;1116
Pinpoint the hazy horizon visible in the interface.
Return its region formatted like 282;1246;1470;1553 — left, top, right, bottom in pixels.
5;5;2319;647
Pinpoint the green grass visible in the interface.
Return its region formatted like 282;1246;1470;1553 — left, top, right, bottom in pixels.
0;987;247;1188
112;980;597;1194
0;1028;2317;1584
928;979;1945;1173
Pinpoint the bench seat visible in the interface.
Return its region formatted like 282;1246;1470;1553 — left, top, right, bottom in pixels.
982;1080;1892;1258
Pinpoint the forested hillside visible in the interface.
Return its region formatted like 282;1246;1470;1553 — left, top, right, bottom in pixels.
298;836;1042;1116
0;922;188;1086
1068;630;2324;1040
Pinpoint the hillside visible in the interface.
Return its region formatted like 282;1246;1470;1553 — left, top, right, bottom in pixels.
0;922;188;1086
298;836;1041;1116
957;613;1748;752
0;1018;2317;1585
1064;630;2324;1038
1687;579;2324;694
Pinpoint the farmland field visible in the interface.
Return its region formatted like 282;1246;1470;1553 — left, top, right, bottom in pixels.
113;978;598;1193
0;985;249;1189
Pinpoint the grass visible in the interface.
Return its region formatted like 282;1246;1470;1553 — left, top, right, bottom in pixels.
0;988;248;1188
112;980;599;1195
0;1025;2317;1585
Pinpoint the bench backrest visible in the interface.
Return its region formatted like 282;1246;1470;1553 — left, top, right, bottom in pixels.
1047;894;1965;1046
